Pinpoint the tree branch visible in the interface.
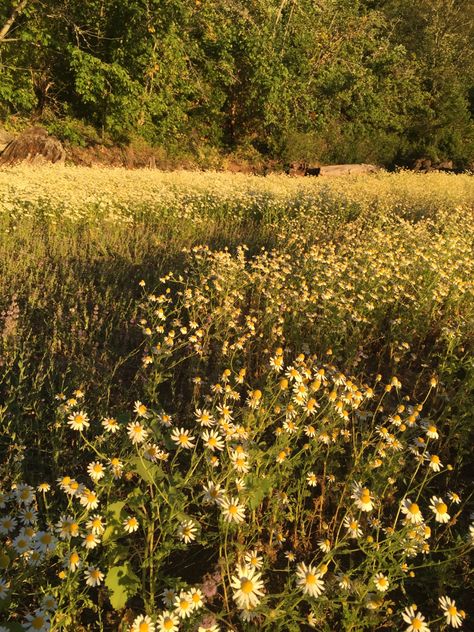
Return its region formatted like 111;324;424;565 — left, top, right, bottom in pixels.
0;0;30;43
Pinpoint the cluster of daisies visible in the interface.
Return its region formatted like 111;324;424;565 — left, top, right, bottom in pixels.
1;351;472;629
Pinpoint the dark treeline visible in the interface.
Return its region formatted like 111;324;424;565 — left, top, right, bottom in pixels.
1;0;474;166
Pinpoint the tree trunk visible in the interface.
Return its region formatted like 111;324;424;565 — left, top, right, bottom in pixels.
0;0;30;44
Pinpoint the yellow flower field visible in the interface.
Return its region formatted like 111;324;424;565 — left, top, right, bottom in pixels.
0;167;473;631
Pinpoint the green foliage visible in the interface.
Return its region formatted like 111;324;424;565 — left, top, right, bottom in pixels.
0;0;473;163
105;562;141;610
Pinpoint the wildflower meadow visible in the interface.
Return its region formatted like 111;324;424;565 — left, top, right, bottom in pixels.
0;167;473;631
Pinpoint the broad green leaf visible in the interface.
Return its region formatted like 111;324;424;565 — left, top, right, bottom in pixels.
105;562;140;610
131;456;164;484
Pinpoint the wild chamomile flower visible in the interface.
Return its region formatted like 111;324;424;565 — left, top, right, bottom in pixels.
195;409;215;427
189;587;204;610
13;532;31;555
171;427;195;449
344;515;363;538
422;422;439;439
131;614;155;632
401;499;424;524
41;595;57;611
82;532;100;550
337;573;352;590
87;461;105;482
0;515;17;534
426;454;443;472
20;507;38;525
23;610;50;632
34;531;57;554
351;482;374;512
430;496;450;523
244;550;263;569
109;457;124;478
373;572;390;592
101;417;119;433
127;421;149;445
231;564;265;610
307;472;318;487
80;489;99;510
220;496;246;523
439;596;464;628
318;538;331;553
156;610;179;632
67;411;90;431
174;591;193;618
247;389;263;409
15;484;35;505
65;550;81;572
202;429;224;452
123;516;139;533
202;481;223;505
134;401;150;418
401;606;430;632
178;519;198;543
296;562;325;597
84;566;104;587
448;491;461;504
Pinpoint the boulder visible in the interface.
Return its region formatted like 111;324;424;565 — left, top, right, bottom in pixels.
0;126;65;166
0;128;15;154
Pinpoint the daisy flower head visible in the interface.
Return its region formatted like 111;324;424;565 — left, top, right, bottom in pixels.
37;483;50;493
127;421;149;445
189;587;204;610
123;516;139;534
337;573;352;590
23;610;50;632
84;566;104;587
202;429;224;452
351;482;374;512
177;519;198;543
344;515;363;538
439;596;464;628
202;481;223;505
87;461;105;482
318;538;331;553
448;491;461;504
306;472;318;487
195;408;215;427
247;389;263;409
401;498;424;525
102;417;120;433
427;454;443;472
295;562;325;598
245;549;263;569
422;422;439;439
171;427;195;450
220;496;246;524
134;401;150;418
65;550;81;572
41;595;57;612
174;591;193;618
231;563;265;610
131;614;155;632
34;531;57;555
80;489;99;511
0;515;17;534
430;496;450;523
82;532;100;549
373;572;390;592
156;610;179;632
401;606;430;632
68;411;90;431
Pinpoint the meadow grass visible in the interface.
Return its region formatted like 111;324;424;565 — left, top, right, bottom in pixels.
0;167;473;631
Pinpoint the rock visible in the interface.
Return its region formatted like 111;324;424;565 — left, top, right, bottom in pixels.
0;128;15;154
0;126;65;166
319;164;381;176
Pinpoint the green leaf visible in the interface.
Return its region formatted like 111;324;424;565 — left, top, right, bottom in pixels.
131;456;165;484
105;562;140;610
102;500;126;544
247;474;273;510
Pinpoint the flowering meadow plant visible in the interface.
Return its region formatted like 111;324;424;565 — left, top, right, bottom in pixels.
0;168;473;630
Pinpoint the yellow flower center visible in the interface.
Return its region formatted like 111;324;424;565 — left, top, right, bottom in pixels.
70;552;79;564
180;599;190;610
306;573;316;585
241;579;254;594
31;616;46;629
448;606;457;616
436;502;447;514
409;503;420;514
411;618;422;630
139;623;150;632
163;620;174;630
228;504;238;514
